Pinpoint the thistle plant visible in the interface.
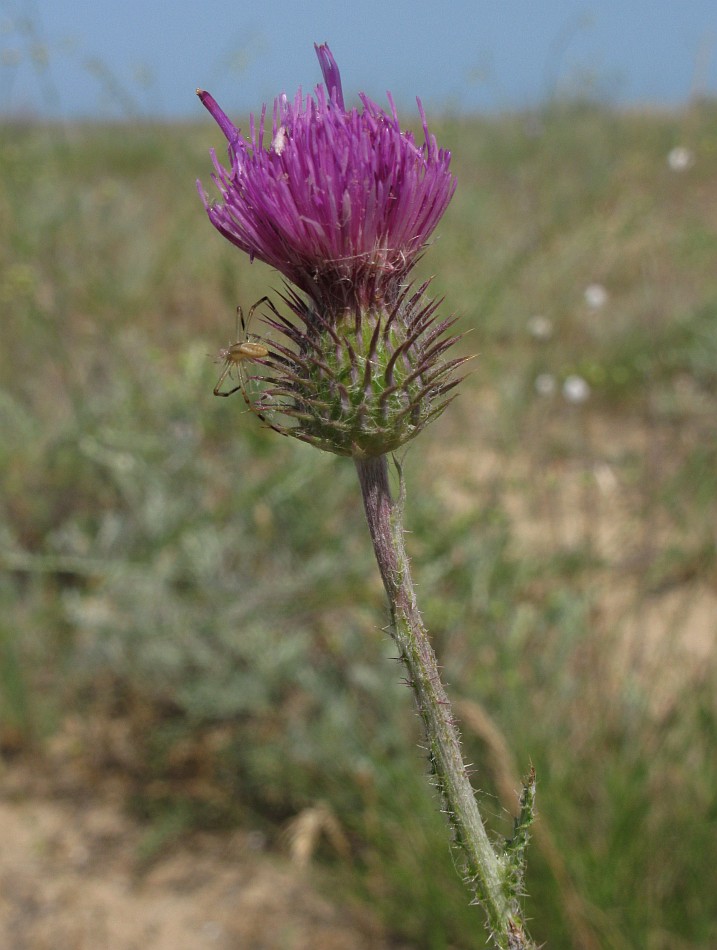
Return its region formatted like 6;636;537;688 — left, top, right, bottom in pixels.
197;44;537;949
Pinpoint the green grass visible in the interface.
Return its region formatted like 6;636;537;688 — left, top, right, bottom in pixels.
1;100;717;948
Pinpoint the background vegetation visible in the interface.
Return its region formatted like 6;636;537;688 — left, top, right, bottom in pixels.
1;95;716;948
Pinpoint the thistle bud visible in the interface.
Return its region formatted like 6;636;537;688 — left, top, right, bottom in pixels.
198;44;464;457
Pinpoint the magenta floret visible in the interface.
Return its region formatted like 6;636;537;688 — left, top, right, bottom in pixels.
197;44;456;311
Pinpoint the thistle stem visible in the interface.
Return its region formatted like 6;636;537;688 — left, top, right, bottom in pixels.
354;454;536;950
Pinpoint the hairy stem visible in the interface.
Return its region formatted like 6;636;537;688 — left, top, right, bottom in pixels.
354;454;536;950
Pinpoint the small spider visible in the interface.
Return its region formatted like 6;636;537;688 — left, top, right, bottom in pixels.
213;297;271;398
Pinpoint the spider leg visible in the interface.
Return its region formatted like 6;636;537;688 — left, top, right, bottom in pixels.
215;383;245;397
215;358;262;406
245;296;286;344
249;295;285;325
230;359;287;438
213;361;235;396
246;296;273;330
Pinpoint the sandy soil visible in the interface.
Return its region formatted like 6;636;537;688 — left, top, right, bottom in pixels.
0;772;395;950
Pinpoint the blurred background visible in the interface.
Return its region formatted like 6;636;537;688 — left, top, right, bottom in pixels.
1;2;716;948
3;0;717;118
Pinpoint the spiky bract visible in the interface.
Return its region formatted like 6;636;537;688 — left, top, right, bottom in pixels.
253;281;467;457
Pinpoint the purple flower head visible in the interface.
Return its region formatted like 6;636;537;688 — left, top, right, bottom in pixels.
197;43;456;313
198;46;465;458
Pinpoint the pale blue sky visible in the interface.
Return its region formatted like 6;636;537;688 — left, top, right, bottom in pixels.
2;0;716;119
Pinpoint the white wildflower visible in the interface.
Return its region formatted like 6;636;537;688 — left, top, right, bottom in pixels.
667;146;694;172
584;283;608;309
563;375;591;404
527;315;553;341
